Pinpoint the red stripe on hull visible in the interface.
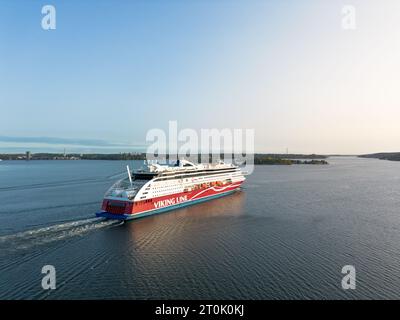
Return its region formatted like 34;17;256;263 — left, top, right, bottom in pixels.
101;182;242;216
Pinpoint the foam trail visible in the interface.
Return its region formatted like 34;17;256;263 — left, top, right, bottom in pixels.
0;217;122;252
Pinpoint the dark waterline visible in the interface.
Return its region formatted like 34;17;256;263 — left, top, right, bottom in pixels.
0;157;400;299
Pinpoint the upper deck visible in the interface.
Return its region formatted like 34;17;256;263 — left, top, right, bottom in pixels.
104;159;239;201
142;159;236;174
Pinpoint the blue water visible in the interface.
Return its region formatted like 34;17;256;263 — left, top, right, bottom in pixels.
1;157;400;299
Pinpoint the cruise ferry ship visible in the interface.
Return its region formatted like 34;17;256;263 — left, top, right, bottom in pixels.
96;159;246;220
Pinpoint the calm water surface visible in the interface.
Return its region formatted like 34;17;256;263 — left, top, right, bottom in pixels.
1;157;400;299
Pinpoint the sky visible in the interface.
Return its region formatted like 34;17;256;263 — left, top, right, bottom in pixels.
1;0;399;154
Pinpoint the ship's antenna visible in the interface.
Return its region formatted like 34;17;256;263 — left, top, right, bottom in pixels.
126;165;133;187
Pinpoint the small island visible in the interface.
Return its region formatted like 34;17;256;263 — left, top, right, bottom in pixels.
358;152;400;161
254;154;328;165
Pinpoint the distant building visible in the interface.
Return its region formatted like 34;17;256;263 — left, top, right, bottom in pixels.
26;151;31;160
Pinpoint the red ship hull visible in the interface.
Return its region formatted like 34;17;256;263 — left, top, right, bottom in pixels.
96;181;243;220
